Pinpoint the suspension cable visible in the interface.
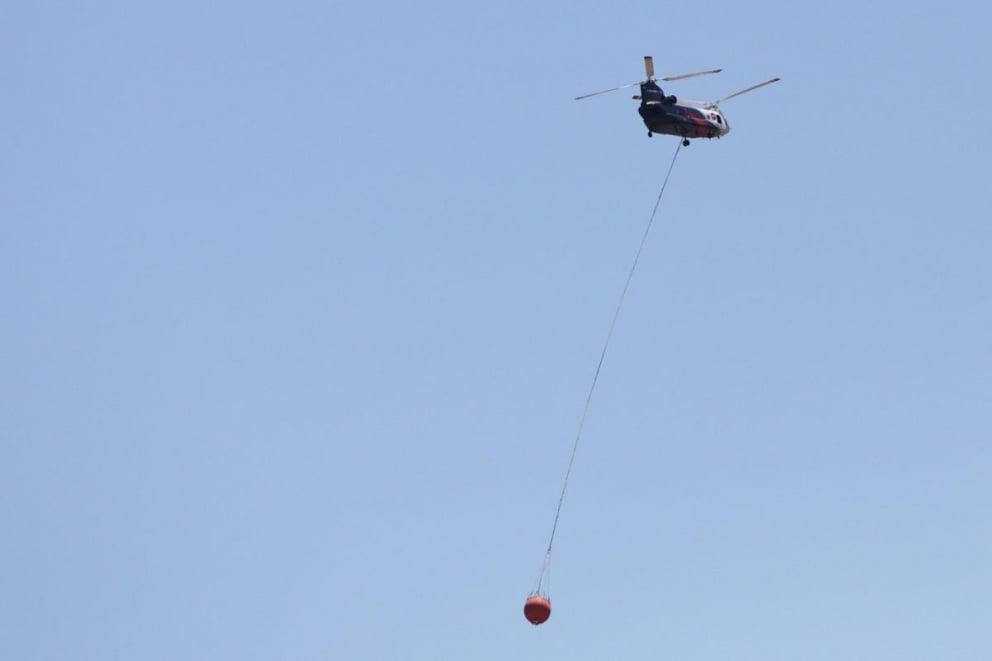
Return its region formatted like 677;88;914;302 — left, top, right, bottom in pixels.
535;139;683;593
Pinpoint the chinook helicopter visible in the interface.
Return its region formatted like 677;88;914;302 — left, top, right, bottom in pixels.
575;56;780;145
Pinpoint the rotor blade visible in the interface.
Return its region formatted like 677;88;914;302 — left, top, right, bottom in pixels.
712;77;781;105
574;81;641;101
660;68;722;82
644;56;655;80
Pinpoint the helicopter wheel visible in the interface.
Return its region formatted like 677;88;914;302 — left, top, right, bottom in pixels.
647;131;653;138
682;138;690;147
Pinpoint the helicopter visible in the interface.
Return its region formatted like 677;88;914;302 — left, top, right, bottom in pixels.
575;56;780;146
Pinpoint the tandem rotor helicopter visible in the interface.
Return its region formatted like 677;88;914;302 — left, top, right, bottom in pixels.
575;56;780;145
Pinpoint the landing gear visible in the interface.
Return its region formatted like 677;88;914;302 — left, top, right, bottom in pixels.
682;138;690;147
648;131;653;138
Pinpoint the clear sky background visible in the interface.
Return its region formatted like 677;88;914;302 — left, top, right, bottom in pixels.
3;1;990;659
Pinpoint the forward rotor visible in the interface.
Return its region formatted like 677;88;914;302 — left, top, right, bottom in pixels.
701;77;781;108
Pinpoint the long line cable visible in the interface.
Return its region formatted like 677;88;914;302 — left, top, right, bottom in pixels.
535;139;683;593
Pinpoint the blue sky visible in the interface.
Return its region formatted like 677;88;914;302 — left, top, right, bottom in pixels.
2;1;990;659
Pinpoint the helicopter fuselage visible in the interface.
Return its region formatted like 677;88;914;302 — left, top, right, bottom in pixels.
638;99;730;139
637;80;729;139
